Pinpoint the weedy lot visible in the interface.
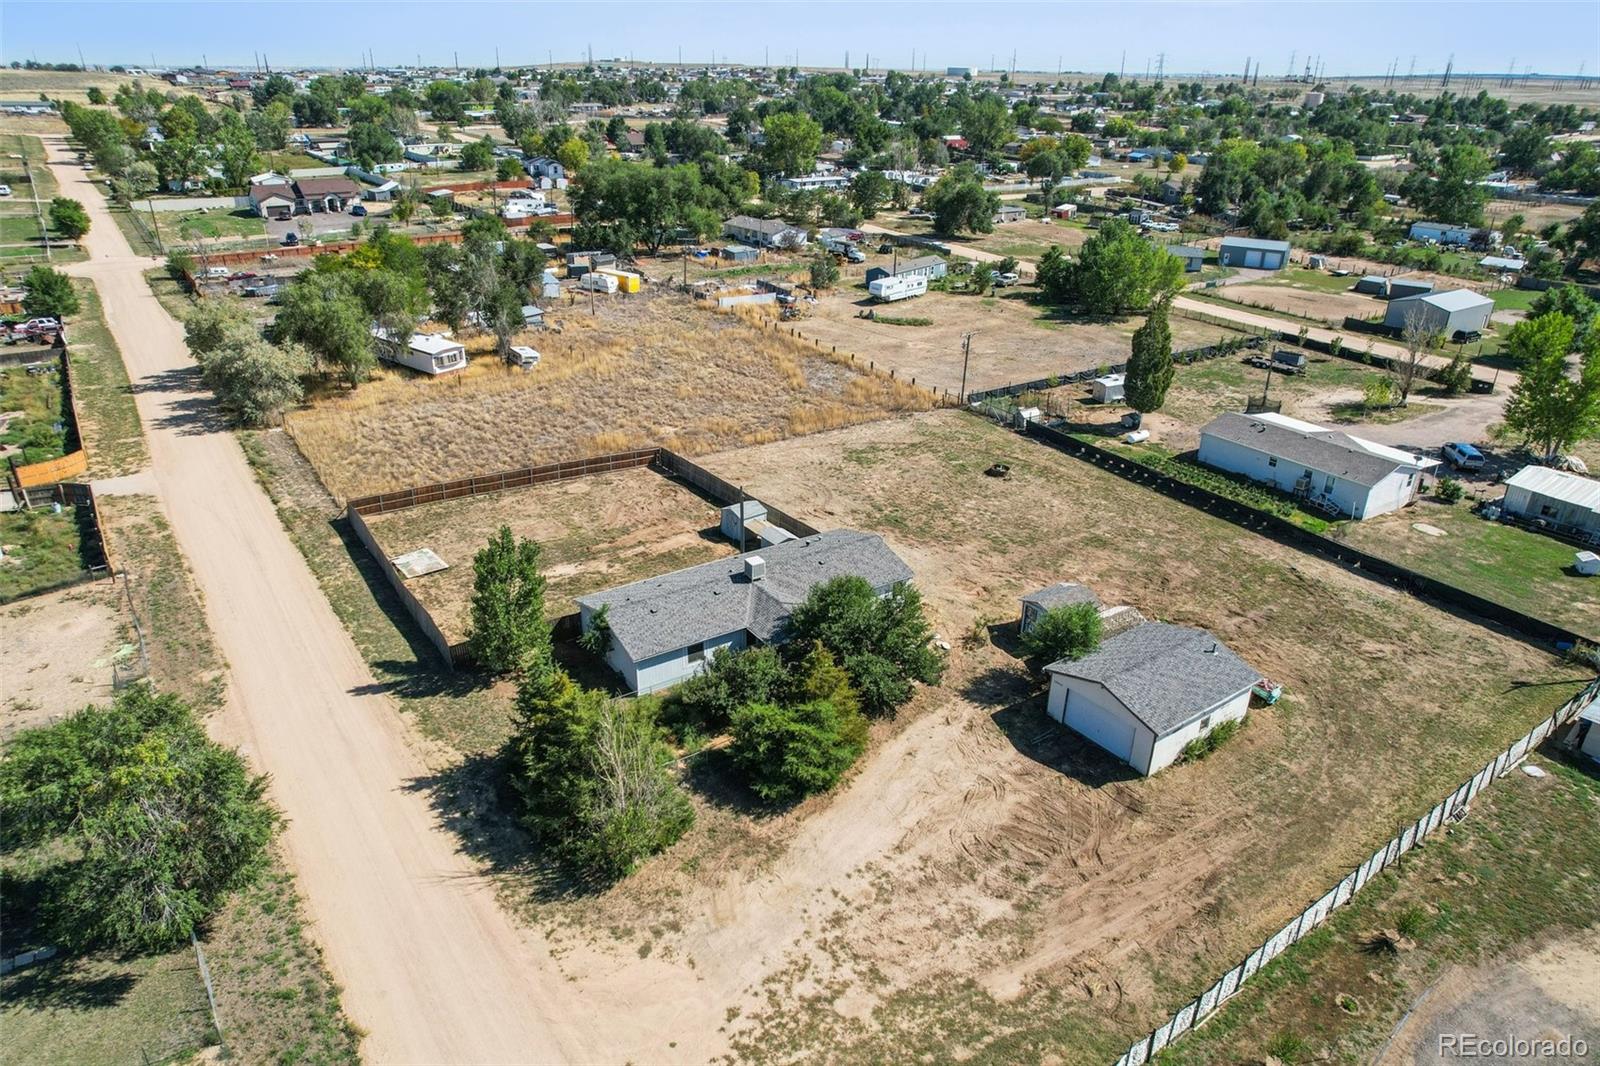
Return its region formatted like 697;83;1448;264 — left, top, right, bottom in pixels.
363;466;736;649
259;398;1586;1063
284;292;932;501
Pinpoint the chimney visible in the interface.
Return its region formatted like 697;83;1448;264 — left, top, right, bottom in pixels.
744;556;766;582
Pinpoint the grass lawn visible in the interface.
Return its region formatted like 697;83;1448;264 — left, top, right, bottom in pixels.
166;208;266;241
1338;500;1599;638
1160;749;1600;1065
1489;286;1540;312
259;151;324;172
0;214;44;244
109;204;163;257
1160;350;1379;428
0;508;88;600
1326;398;1445;425
69;279;150;478
1260;266;1365;294
0;133;59;198
0;361;70;464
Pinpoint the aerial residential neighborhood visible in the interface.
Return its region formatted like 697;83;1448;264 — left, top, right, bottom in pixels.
1;3;1598;1065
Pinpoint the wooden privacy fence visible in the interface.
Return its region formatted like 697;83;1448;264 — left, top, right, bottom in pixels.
654;448;821;538
8;346;89;489
1111;676;1600;1066
347;449;661;515
1020;420;1596;649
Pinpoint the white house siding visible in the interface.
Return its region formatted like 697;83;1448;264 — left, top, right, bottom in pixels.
1583;722;1600;764
1503;485;1600;537
1196;433;1416;519
1144;689;1252;775
1046;677;1150;768
601;627;748;695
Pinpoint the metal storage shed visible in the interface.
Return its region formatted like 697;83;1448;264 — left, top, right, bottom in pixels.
1383;289;1493;338
1386;277;1435;300
1166;245;1206;272
1500;466;1600;540
1091;374;1126;403
1218;236;1290;270
1354;275;1388;296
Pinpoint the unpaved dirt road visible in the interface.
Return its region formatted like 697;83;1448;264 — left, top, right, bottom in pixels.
43;138;585;1065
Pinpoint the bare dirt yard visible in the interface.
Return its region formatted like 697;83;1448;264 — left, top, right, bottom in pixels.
1210;278;1390;326
283;291;932;501
419;409;1581;1064
794;285;1253;395
0;579;125;736
363;467;735;648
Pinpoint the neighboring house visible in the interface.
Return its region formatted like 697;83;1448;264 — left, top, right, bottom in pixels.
1408;220;1477;246
1218;236;1290;270
372;329;468;375
1383;289;1494;338
776;173;851;192
249;183;296;221
994;203;1027;223
864;255;948;284
1159;179;1184;205
723;215;809;249
1044;622;1260;776
1166;244;1206;272
1050;203;1079;219
524;157;567;180
1499;466;1600;540
577;529;913;694
1479;254;1526;271
1197;411;1438;519
1020;582;1099;634
720;243;760;262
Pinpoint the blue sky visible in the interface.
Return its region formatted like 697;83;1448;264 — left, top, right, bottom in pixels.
2;1;1597;76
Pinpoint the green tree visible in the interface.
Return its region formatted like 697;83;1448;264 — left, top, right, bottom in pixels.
212;112;261;188
1406;143;1492;226
786;577;945;717
348;120;401;169
86;86;106;105
1020;602;1103;664
1529;284;1598;347
183;298;254;359
972;262;994;293
467;525;550;674
555;135;591;175
1124;296;1175;412
460;136;496;172
729;698;868;804
848;169;891;219
960;93;1013;158
496;156;524;181
196;335;310;427
508;668;692;878
1060;218;1184;314
0;687;278;953
1502;313;1600;458
21;265;81;318
47;197;91;238
668;646;789;736
809;250;840;289
760;111;823;177
922;164;1001;236
271;273;375;384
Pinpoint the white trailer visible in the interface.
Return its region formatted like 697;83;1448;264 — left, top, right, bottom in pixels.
868;274;928;302
373;329;467;375
578;272;619;294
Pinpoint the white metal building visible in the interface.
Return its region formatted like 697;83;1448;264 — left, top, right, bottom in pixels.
1045;622;1261;775
1197;412;1437;519
1090;374;1126;403
1383;289;1494;338
1500;466;1600;540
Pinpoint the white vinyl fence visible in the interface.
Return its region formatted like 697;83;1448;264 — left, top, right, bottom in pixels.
1114;676;1600;1066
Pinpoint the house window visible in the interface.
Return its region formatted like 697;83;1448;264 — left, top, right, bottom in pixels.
686;641;706;664
1267;456;1278;468
1324;475;1336;494
1198;715;1212;731
1540;504;1557;518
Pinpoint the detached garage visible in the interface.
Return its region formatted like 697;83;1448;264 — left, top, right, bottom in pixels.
1045;622;1261;775
1218;236;1291;270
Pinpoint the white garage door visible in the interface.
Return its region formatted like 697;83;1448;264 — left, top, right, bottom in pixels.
1064;692;1137;763
1263;252;1283;269
1243;249;1264;268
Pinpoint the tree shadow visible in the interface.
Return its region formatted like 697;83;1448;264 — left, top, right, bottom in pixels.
681;746;786;819
134;366;233;437
990;698;1141;787
958;661;1037;708
1;962;139;1011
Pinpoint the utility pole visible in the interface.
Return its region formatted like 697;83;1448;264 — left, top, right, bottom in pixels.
959;332;974;403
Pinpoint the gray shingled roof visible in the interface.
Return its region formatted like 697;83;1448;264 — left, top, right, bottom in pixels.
1201;412;1404;487
576;530;913;662
1022;582;1100;612
1046;622;1259;736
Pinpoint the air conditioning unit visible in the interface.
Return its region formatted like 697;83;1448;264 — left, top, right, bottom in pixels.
744;556;766;582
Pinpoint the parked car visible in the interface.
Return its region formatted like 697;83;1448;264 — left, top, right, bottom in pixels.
0;184;11;196
229;271;257;281
350;204;368;217
282;232;300;246
1441;442;1485;471
994;272;1020;287
20;317;60;332
907;210;933;220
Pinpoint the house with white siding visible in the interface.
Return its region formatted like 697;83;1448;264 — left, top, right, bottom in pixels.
577;530;912;694
1197;412;1437;519
1499;466;1600;541
1045;623;1261;775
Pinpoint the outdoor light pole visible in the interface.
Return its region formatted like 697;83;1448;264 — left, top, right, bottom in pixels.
959;332;974;403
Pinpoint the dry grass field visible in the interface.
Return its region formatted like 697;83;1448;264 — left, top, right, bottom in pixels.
284;292;933;501
364;467;735;647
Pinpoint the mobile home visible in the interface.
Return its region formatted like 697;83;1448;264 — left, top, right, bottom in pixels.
373;329;468;375
868;275;928;302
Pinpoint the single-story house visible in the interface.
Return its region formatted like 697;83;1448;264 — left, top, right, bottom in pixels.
1408;220;1476;246
249;183;296;220
721;243;760;262
293;176;363;213
1166;244;1206;272
722;215;808;249
519;304;545;327
371;329;468;376
576;529;914;694
1050;203;1079;219
1020;582;1100;633
524;157;567;180
1499;466;1600;540
1383;289;1494;338
1090;373;1125;403
1197;411;1438;519
1218;236;1290;270
776;173;851;192
1386;277;1435;300
994;203;1027;224
864;255;948;284
1479;254;1526;272
1159;179;1184;205
1045;622;1261;775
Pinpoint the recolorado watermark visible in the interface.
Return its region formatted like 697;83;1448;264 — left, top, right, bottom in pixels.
1439;1033;1588;1059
